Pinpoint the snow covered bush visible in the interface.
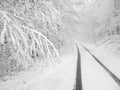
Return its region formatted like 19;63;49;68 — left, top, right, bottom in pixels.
0;0;62;76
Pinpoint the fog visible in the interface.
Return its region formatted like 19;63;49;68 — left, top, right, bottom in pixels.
61;0;115;44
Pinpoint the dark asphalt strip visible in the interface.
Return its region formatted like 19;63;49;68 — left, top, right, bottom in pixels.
73;46;83;90
81;45;120;87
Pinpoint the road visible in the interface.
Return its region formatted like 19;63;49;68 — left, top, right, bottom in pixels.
0;45;120;90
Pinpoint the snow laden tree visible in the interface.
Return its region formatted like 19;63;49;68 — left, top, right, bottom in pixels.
0;0;62;76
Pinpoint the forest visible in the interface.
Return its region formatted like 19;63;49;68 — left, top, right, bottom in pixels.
0;0;120;90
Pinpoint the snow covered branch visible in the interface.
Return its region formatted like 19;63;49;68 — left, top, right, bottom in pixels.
0;9;60;76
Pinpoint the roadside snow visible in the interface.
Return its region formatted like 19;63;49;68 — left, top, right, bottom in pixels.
0;49;77;90
0;44;120;90
85;45;120;80
79;45;120;90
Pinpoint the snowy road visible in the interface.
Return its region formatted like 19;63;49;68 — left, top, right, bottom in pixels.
82;45;120;86
79;45;120;90
0;45;120;90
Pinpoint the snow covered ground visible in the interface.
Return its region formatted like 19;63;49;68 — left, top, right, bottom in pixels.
85;44;120;80
0;48;77;90
0;44;120;90
79;45;120;90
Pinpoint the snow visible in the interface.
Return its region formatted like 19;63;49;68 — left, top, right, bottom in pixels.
97;35;120;56
79;45;120;90
0;49;77;90
0;0;120;90
0;44;120;90
85;44;120;79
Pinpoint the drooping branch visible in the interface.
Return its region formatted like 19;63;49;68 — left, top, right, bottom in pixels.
0;10;60;74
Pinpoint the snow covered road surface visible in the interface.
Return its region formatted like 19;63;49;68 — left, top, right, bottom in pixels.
86;45;120;80
80;45;120;90
0;45;120;90
82;45;120;86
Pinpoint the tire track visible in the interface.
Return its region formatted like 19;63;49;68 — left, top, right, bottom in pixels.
73;46;83;90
